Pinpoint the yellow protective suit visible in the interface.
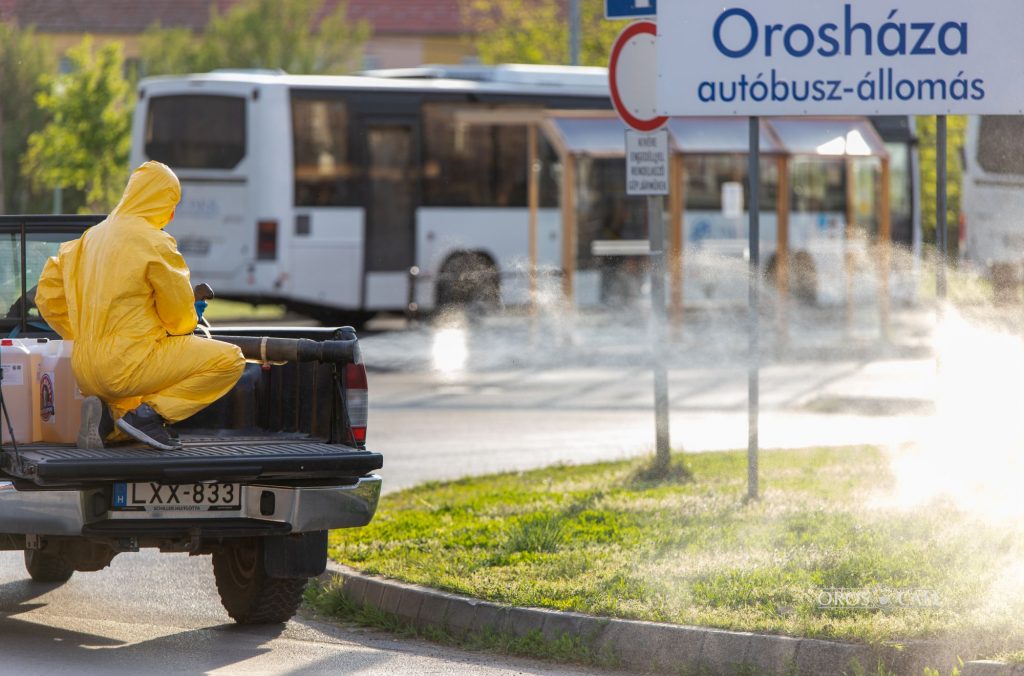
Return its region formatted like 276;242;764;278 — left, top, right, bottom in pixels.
36;161;245;424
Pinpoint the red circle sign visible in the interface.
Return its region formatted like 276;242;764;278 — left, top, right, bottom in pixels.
609;21;668;132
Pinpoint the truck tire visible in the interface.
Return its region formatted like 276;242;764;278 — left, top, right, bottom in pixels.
24;549;74;584
213;539;308;624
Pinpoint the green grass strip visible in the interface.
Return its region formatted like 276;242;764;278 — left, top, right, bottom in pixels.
327;447;1024;659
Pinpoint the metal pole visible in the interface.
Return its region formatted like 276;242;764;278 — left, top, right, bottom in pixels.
936;115;948;303
569;0;581;66
748;117;761;501
648;195;671;469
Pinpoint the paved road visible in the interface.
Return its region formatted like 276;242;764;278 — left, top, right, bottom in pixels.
0;306;945;673
0;549;623;674
363;309;938;490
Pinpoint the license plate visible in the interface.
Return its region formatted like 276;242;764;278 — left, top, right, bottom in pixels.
112;482;242;512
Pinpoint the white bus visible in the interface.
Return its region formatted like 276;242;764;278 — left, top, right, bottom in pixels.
130;67;917;320
962;115;1024;295
130;66;607;323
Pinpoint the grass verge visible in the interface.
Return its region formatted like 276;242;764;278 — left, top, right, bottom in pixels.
326;446;1024;658
201;299;286;321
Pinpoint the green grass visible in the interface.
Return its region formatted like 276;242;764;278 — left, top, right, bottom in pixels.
200;299;286;321
327;447;1024;658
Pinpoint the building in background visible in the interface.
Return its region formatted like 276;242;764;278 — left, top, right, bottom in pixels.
0;0;475;72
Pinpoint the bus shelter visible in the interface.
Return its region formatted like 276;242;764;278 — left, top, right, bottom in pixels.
535;112;892;333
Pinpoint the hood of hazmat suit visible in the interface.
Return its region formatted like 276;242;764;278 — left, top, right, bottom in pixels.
36;161;245;423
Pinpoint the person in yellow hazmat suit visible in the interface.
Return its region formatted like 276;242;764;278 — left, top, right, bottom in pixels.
35;161;245;450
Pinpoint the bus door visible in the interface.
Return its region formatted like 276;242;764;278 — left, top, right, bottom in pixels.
362;119;418;310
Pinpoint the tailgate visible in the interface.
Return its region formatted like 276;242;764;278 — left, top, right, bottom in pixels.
2;435;383;487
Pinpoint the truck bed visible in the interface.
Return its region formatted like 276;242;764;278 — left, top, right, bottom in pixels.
2;434;383;487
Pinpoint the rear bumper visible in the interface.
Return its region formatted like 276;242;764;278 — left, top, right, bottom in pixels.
0;475;382;537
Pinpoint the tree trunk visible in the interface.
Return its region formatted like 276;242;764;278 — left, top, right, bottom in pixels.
0;98;6;214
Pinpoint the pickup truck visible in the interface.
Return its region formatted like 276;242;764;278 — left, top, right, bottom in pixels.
0;215;383;624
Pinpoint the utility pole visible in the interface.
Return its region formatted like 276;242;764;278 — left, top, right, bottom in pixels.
569;0;581;65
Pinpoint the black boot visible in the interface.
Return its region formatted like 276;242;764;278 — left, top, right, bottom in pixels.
116;404;181;451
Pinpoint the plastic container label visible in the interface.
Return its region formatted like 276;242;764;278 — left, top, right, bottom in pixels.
1;364;24;387
39;372;55;422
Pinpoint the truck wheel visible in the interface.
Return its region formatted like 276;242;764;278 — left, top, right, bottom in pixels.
213;539;308;624
24;549;74;584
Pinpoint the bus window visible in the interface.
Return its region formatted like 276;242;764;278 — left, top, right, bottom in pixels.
421;103;529;208
977;116;1024;175
145;95;246;169
291;97;357;206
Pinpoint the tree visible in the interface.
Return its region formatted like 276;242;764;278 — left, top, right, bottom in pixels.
141;0;371;76
22;37;133;213
0;23;54;213
916;115;967;254
462;0;621;66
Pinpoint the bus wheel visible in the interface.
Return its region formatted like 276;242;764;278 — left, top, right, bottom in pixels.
436;253;500;314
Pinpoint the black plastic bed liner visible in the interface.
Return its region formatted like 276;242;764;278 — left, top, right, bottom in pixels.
1;434;383;486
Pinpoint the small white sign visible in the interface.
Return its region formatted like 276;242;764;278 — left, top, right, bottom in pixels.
722;182;744;218
626;130;669;195
657;0;1024;116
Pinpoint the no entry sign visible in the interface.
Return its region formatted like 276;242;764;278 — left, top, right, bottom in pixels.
609;21;668;132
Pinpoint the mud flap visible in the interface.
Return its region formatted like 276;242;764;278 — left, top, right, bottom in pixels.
263;530;328;578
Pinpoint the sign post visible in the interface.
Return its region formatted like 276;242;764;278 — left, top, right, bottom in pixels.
654;0;1024;499
611;21;672;470
747;117;760;500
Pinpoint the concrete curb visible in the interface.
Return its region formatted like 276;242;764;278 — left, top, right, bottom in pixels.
319;563;965;674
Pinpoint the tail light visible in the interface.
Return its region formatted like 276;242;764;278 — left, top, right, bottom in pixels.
959;212;966;252
257;219;278;260
344;357;368;447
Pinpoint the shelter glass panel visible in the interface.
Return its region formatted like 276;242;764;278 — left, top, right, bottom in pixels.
684;156;778;211
576;157;647;269
790;158;847;214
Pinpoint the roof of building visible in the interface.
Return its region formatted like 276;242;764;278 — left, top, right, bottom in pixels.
0;0;467;36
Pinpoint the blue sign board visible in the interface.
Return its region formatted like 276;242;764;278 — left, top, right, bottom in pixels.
606;0;655;20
